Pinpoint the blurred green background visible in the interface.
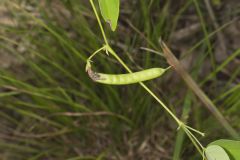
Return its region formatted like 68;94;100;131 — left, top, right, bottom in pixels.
0;0;239;159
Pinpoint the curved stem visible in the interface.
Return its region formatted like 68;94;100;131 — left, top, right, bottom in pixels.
88;46;106;61
86;46;106;71
89;0;205;156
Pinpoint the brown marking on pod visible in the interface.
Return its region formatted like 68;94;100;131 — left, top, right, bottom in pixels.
87;68;102;81
87;68;107;82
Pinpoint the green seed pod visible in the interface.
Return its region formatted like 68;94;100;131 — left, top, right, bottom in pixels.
87;67;169;85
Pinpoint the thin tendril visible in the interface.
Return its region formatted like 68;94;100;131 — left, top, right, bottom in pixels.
186;125;205;136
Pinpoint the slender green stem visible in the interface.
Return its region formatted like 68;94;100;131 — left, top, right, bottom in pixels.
89;0;109;46
184;128;202;153
89;0;181;126
186;125;205;136
108;47;181;124
89;0;205;156
86;46;106;71
181;121;206;159
88;45;106;61
185;127;206;159
186;127;205;150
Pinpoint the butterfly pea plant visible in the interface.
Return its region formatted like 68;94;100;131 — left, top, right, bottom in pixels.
86;0;240;159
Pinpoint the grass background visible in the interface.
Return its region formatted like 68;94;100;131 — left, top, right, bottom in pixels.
0;0;239;159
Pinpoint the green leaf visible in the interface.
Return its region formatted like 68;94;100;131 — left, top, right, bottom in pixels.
98;0;119;31
209;139;240;160
205;145;230;160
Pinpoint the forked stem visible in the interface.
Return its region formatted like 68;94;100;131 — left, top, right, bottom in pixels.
89;0;205;158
